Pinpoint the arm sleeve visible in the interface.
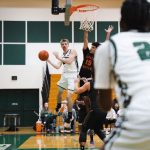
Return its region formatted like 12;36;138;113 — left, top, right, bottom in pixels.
94;41;113;89
83;47;89;58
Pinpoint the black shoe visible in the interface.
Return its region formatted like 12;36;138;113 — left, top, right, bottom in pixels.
70;129;74;134
55;103;61;112
65;112;72;123
46;129;50;134
80;145;84;150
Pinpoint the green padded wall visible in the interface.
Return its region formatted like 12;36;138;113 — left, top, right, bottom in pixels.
74;21;95;43
97;21;119;43
4;44;25;65
0;45;1;65
23;90;39;110
0;89;39;126
5;90;24;111
0;21;2;42
4;21;25;42
51;21;72;42
27;21;49;43
22;89;39;126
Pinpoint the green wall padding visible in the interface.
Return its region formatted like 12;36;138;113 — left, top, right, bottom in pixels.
4;21;25;42
97;21;119;43
0;89;39;126
0;45;1;65
51;21;72;43
0;21;2;42
27;21;49;43
4;44;25;65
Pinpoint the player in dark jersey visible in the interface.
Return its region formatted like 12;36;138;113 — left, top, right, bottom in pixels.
74;78;107;150
79;31;99;82
77;26;113;144
79;25;114;81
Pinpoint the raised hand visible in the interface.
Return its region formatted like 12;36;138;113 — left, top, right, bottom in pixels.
105;25;114;33
105;25;114;40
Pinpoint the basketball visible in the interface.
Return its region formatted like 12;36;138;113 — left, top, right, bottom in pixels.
38;50;49;61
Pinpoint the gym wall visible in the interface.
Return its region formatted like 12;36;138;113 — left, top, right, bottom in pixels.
0;8;120;126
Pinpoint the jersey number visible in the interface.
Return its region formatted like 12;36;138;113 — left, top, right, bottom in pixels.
85;59;92;66
133;42;150;60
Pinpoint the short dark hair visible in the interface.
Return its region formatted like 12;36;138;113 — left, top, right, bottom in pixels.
60;39;69;44
92;42;100;48
120;0;150;32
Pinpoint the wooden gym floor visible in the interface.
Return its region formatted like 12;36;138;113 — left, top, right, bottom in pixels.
0;127;104;150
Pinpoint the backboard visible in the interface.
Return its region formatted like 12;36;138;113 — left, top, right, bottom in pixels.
64;0;72;26
51;0;72;26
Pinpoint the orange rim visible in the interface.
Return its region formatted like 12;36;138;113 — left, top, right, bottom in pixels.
70;4;100;14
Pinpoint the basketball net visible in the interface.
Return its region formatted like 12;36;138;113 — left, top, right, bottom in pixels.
79;10;97;32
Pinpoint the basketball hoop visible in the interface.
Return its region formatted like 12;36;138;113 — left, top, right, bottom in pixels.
70;4;99;13
70;4;100;32
79;19;94;32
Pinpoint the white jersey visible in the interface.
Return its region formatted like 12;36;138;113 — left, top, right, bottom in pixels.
95;31;150;112
62;49;78;73
94;31;150;150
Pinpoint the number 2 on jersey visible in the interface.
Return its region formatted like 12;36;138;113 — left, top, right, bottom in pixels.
133;42;150;60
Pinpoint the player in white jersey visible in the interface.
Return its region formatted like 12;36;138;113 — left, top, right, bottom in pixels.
47;39;78;123
94;0;150;150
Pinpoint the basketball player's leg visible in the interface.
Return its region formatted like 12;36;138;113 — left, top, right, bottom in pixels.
65;76;76;123
78;109;87;133
55;86;64;112
56;75;67;112
65;90;73;123
94;124;106;142
77;97;94;147
67;90;73;112
79;110;93;149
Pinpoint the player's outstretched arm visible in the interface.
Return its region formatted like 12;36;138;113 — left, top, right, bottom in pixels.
47;56;62;69
74;78;90;94
83;30;88;49
105;25;114;41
